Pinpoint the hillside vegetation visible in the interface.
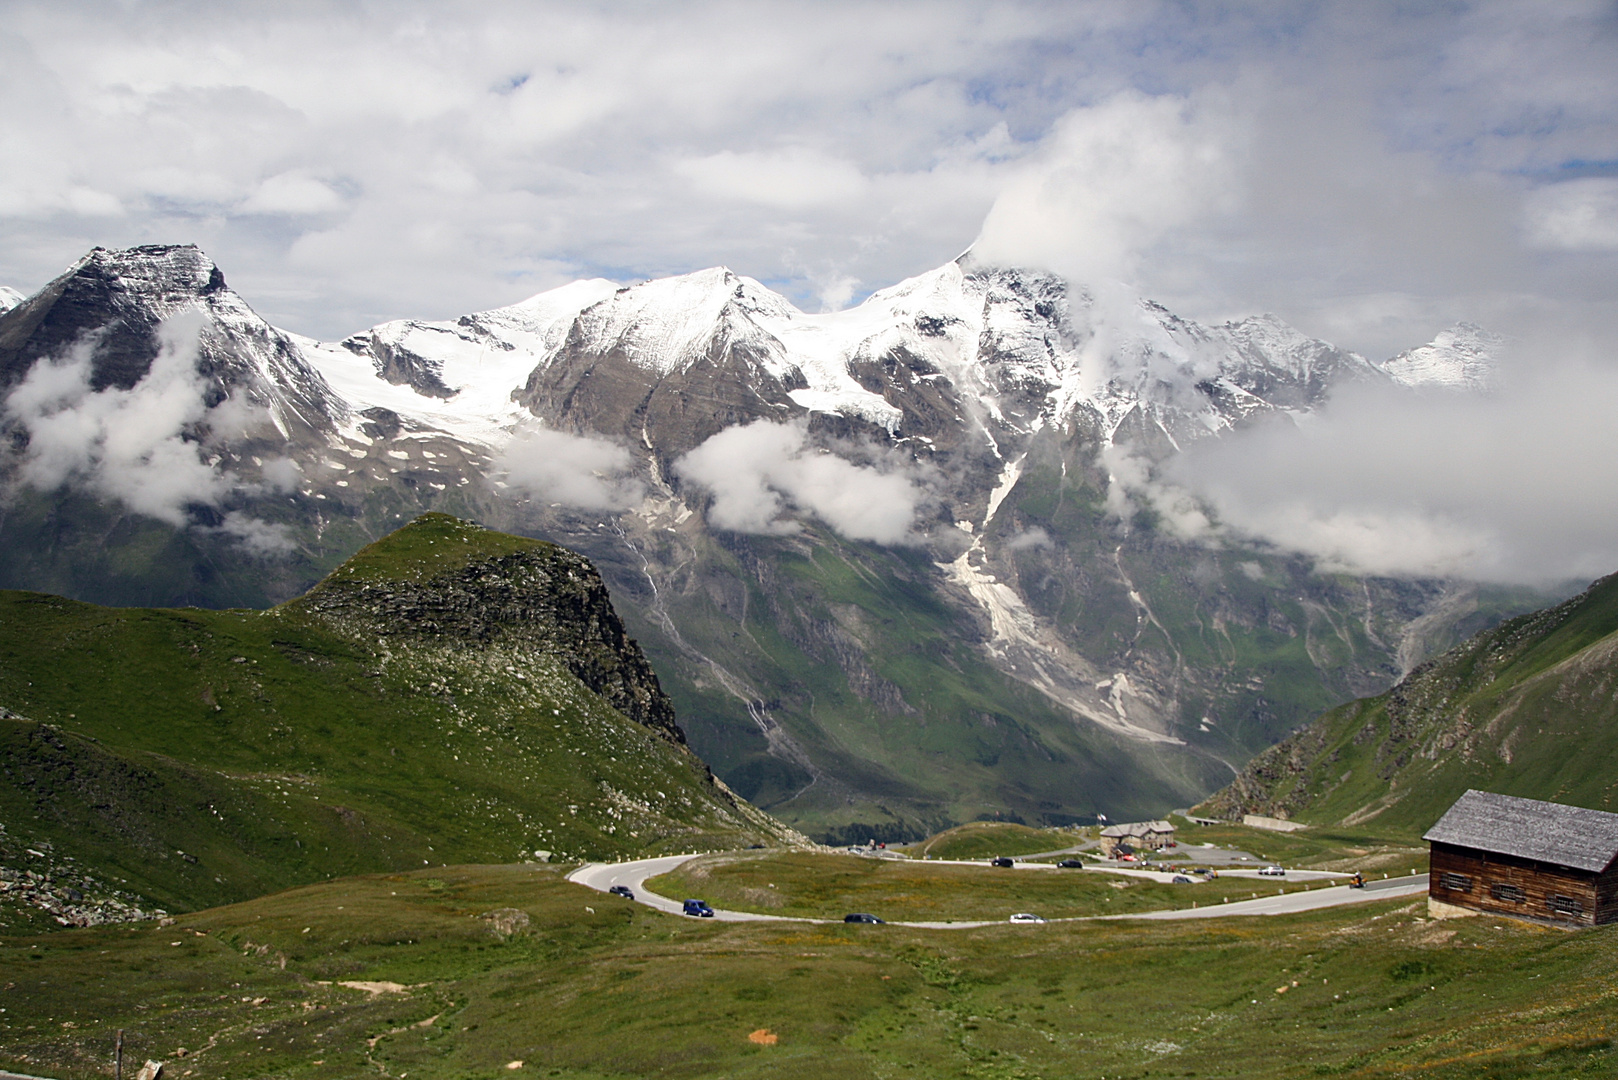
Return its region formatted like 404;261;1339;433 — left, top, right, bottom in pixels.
0;514;793;925
1200;571;1618;835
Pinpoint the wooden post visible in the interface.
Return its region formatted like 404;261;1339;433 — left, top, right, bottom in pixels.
115;1029;124;1080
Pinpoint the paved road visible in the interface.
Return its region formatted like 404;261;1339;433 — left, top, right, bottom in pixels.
567;855;817;923
567;854;1429;928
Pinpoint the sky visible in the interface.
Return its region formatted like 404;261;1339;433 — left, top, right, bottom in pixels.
2;0;1618;584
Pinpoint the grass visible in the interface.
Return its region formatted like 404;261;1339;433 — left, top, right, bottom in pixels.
2;861;1614;1079
1168;819;1431;876
911;821;1087;861
644;851;1387;923
0;515;778;921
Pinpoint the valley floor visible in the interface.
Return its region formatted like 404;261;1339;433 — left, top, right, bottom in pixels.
2;858;1614;1079
572;851;1427;926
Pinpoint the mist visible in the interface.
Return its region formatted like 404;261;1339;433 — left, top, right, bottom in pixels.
1137;336;1618;586
495;426;645;511
674;420;925;544
1;311;296;553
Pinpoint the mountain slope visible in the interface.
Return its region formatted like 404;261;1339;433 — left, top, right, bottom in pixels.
0;513;796;926
0;245;1554;839
1199;571;1618;836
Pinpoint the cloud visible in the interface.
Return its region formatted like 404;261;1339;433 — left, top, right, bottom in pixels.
259;456;303;493
1004;526;1051;551
240;171;345;216
1147;354;1618;585
0;2;1610;368
215;510;296;556
675;148;870;210
1524;179;1618;251
973;91;1243;285
494;425;644;511
3;310;291;553
673;419;924;544
5;312;230;522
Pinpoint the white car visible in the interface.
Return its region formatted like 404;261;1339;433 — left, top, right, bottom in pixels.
1008;912;1047;923
1258;865;1286;877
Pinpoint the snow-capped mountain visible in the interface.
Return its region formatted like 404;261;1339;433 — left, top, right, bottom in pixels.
0;287;23;315
1382;322;1501;391
0;244;1524;839
0;245;336;444
300;255;1414;475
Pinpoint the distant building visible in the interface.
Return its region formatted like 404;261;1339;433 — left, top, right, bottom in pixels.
1423;790;1618;927
1099;820;1175;856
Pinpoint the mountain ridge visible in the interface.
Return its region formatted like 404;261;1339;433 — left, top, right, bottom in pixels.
0;244;1550;838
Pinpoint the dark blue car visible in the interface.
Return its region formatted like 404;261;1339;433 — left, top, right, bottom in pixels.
682;899;714;917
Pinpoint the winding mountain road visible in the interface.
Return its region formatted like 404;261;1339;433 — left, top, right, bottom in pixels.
566;854;1428;927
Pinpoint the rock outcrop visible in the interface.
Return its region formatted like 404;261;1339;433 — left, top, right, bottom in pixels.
296;513;683;744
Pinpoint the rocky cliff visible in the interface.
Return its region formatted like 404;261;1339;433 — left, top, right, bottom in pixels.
294;513;683;744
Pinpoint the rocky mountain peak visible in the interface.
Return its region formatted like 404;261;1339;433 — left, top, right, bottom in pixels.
0;242;341;440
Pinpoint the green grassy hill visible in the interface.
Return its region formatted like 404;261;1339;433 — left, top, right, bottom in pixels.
0;514;795;925
1199;571;1618;836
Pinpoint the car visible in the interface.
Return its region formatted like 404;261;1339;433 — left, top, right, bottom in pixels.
608;885;634;900
991;857;1015;868
682;899;714;917
1258;865;1286;877
1057;859;1084;868
1171;875;1192;884
843;913;885;924
1008;913;1046;923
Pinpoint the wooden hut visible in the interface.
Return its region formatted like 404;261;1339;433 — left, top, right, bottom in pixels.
1423;790;1618;927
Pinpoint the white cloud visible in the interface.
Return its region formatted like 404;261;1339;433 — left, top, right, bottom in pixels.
1524;178;1618;251
2;310;290;554
1004;526;1051;551
495;425;644;511
240;171;345;216
674;419;924;544
260;456;303;493
974;91;1243;284
675;148;870;209
0;2;1608;369
215;511;296;556
5;312;230;523
1149;356;1618;585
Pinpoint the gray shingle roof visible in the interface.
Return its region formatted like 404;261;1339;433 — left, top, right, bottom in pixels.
1423;790;1618;873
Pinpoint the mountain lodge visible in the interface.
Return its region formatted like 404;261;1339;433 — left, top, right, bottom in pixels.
1099;820;1176;857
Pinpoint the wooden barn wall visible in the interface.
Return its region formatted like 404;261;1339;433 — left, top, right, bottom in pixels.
1428;842;1610;926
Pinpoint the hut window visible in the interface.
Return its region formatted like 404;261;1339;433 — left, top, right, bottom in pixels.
1439;872;1472;892
1547;895;1584;917
1490;883;1526;903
